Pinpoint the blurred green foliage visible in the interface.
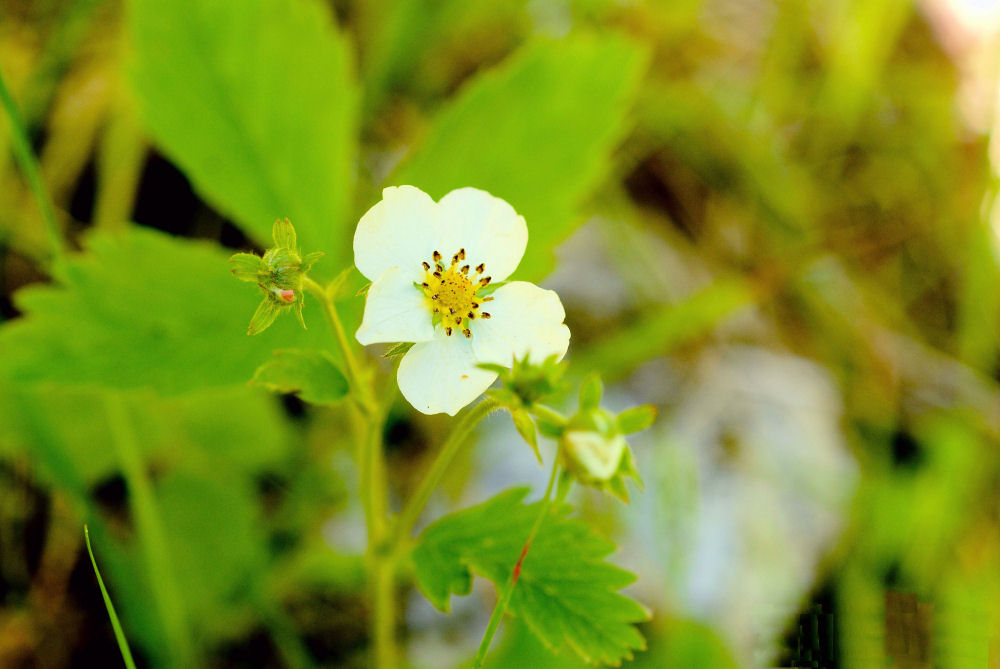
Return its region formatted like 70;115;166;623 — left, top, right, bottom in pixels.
1;0;1000;667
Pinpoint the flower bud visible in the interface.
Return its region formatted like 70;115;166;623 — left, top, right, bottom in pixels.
561;429;627;483
229;218;323;335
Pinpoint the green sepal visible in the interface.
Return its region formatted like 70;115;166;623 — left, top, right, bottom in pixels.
478;362;510;375
537;417;565;439
272;217;297;249
293;299;307;329
325;264;355;299
300;251;324;274
579;372;603;411
382;342;415;360
229;252;265;281
486;387;521;408
617;405;657;434
511;408;542;464
247;298;281;335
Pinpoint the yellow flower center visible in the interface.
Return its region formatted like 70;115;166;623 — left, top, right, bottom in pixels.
420;248;493;338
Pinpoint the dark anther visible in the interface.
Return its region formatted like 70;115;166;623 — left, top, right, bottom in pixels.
475;263;485;273
422;261;430;270
481;312;491;319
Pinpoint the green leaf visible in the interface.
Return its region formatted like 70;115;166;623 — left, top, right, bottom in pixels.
381;342;415;360
251;349;349;405
511;408;542;463
129;0;357;265
412;488;648;665
393;34;648;280
616;405;657;434
0;227;330;394
578;373;603;411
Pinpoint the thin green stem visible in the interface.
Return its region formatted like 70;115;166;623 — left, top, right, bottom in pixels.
390;398;500;551
0;68;65;269
303;275;394;665
302;276;371;411
372;554;395;668
104;394;193;668
473;458;561;669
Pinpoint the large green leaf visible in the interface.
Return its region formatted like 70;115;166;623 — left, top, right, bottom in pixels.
0;226;331;394
128;0;356;265
250;349;349;405
393;34;648;280
412;488;648;665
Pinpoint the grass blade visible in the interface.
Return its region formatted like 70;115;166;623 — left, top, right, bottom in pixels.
84;524;138;669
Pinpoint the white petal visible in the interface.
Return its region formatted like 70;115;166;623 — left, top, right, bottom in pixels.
397;333;498;415
437;188;527;282
354;186;440;281
356;267;435;345
471;281;570;367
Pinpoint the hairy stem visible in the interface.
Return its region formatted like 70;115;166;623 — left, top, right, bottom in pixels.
390;398;500;550
303;275;394;666
473;458;561;668
302;277;374;413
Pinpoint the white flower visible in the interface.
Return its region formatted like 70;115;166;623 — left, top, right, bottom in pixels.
354;186;571;415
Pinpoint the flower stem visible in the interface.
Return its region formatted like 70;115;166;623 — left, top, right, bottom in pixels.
303;275;396;665
472;458;561;668
389;398;500;550
302;276;373;413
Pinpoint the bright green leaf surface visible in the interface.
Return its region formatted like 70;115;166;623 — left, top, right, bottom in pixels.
0;385;290;489
393;34;648;280
251;349;349;405
128;0;356;265
0;227;329;393
412;488;648;665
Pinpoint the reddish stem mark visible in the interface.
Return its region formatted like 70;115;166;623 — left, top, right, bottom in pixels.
512;541;532;585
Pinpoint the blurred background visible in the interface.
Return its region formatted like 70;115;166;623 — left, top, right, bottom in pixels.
2;0;1000;667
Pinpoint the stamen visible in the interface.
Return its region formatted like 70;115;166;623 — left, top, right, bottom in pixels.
481;312;491;319
418;249;495;340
